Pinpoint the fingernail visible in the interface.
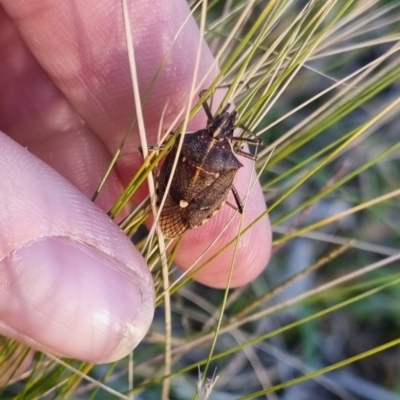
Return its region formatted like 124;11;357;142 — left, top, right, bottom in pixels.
0;237;154;363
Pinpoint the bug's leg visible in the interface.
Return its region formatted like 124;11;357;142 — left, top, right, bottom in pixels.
236;124;263;146
200;83;245;121
199;90;214;120
138;128;176;156
225;200;240;212
199;91;231;122
229;136;261;161
233;148;258;161
237;124;262;140
138;144;167;156
230;136;262;146
149;144;166;150
201;82;250;93
199;81;249;123
231;185;244;214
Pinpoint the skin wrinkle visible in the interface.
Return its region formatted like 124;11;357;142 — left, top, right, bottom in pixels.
5;252;56;308
0;252;24;294
0;235;136;280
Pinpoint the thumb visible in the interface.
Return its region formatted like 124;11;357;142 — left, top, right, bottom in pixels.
0;132;154;363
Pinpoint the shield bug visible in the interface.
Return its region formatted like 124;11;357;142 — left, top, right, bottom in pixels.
156;90;261;238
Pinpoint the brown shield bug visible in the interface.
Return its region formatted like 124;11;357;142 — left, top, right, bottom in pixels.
156;90;262;238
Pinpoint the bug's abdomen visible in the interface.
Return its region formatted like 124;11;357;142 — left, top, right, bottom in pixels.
185;168;236;228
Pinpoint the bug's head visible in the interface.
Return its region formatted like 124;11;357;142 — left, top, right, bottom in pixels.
208;110;238;141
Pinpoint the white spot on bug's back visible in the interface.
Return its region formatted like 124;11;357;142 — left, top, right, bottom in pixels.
180;200;189;208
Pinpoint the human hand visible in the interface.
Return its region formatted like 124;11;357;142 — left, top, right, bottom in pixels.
0;0;271;363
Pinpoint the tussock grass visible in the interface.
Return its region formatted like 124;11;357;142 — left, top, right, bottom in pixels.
3;0;400;398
